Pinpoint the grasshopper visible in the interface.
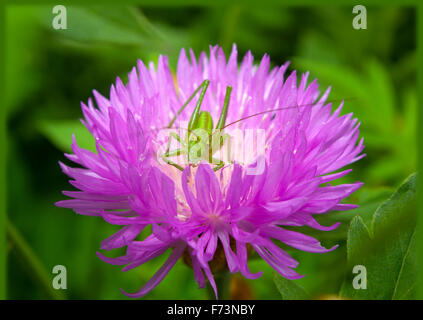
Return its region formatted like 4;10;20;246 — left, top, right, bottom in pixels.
161;80;232;171
160;79;354;172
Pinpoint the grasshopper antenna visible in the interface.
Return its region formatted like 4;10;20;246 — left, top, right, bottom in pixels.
222;97;356;129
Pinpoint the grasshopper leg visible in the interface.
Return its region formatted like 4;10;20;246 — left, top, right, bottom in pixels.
162;148;186;158
215;86;232;130
165;132;184;154
212;157;225;171
210;85;233;170
161;157;184;171
167;79;210;128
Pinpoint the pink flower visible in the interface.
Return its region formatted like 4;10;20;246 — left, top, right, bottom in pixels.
56;45;365;298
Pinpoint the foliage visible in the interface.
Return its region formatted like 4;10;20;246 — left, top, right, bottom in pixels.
274;275;310;300
340;173;417;299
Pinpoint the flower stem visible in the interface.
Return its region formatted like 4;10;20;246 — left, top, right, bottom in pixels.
208;271;231;300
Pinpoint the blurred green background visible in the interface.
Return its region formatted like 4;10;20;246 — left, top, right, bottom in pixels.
4;5;417;299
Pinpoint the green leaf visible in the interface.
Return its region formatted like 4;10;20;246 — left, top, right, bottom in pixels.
32;6;165;49
38;120;96;153
371;173;417;236
274;274;310;300
346;216;371;261
340;173;417;299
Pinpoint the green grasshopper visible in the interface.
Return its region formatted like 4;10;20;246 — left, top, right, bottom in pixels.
161;79;232;172
160;79;354;172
